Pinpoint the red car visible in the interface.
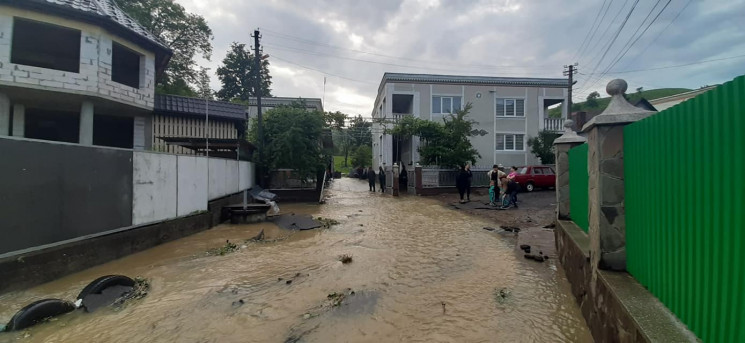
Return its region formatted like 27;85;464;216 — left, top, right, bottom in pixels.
512;165;556;192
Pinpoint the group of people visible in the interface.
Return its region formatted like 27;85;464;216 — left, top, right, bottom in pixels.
489;164;519;209
454;164;519;209
364;165;408;192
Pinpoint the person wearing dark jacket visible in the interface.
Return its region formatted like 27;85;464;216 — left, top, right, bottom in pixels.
464;164;473;202
399;164;408;191
502;175;520;209
367;166;376;191
378;166;386;192
455;165;469;203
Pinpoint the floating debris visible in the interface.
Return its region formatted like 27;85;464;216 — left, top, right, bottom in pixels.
494;288;512;304
338;254;353;264
231;299;245;308
500;226;521;232
543;223;556;229
519;244;531;253
316;217;340;229
206;240;239;256
112;276;150;311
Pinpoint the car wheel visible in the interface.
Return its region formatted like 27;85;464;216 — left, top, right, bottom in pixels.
526;182;535;192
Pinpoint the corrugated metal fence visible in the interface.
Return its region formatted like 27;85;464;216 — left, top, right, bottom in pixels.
625;75;744;342
568;144;589;233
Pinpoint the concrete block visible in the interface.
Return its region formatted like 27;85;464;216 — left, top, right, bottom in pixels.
177;156;208;216
39;80;64;88
14;77;40;85
11;70;29;78
132;152;178;225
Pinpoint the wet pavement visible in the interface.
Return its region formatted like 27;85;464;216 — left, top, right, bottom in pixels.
0;178;591;342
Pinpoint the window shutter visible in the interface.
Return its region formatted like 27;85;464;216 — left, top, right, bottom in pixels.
496;99;504;116
432;96;441;114
496;134;505;150
516;134;524;150
516;99;525;116
505;99;515;116
453;97;462;112
442;97;452;113
505;135;514;150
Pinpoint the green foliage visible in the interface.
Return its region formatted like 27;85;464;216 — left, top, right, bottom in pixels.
324;111;347;131
249;103;325;178
586;91;600;108
389;103;480;167
351;145;372;168
550;88;694;116
333;155;352;175
527;130;560;164
118;0;213;93
216;42;272;101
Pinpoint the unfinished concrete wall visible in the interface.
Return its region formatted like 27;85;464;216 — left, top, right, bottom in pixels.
0;6;156;109
0;137;133;254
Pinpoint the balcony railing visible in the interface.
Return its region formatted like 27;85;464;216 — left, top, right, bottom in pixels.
544;117;565;132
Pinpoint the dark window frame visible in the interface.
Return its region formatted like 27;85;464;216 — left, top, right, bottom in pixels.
11;17;81;73
111;41;142;89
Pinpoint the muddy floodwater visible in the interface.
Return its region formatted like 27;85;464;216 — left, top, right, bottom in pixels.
0;178;591;342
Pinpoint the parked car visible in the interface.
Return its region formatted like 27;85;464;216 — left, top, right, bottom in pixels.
512;165;556;192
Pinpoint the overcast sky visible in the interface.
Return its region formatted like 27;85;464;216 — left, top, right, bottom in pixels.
176;0;745;116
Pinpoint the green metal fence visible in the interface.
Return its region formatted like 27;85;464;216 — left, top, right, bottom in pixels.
625;75;744;342
568;143;589;233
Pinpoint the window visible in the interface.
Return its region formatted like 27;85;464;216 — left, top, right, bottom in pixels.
496;134;525;151
25;109;80;143
112;42;142;88
11;18;81;72
533;168;543;175
496;98;525;117
519;167;528;174
432;96;462;114
93;114;134;148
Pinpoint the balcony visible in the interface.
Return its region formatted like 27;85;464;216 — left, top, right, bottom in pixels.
544;117;565;132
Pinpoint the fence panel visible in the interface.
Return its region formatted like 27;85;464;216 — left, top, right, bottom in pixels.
625;75;744;343
568;144;589;233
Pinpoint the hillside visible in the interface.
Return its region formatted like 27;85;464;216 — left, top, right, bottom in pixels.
549;88;692;117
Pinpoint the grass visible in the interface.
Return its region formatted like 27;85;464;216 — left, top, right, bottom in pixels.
333;155;353;175
549;88;693;117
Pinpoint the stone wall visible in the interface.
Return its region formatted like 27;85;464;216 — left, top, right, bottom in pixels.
0;7;156;109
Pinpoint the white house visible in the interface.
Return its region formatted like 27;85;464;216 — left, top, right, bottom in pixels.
0;0;171;149
371;73;568;168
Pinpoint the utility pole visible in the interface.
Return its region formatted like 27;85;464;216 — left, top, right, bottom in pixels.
252;29;264;187
563;63;578;121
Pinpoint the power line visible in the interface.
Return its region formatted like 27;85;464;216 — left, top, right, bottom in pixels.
270;55;378;85
616;0;693;71
265;42;556;76
579;0;672;94
577;0;641;93
572;0;610;62
262;28;556;70
578;0;631;68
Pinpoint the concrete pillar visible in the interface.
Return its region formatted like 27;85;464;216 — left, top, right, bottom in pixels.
582;79;656;272
553;119;586;220
12;104;25;137
79;100;94;145
0;93;9;136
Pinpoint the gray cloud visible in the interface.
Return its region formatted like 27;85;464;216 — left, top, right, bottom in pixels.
178;0;745;114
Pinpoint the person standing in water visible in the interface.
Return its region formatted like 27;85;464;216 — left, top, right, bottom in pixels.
367;166;376;191
378;166;386;192
465;164;473;202
456;165;469;203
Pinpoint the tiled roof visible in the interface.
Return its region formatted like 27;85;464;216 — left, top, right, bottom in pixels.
246;96;324;110
154;94;247;122
383;72;569;87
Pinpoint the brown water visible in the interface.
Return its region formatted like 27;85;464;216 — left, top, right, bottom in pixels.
0;178;591;342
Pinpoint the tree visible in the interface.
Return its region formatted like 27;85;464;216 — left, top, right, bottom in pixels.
636;87;644;94
216;42;272;101
118;0;213;95
389;103;480;167
248;103;325;179
351;145;372;168
586;91;600;108
197;67;213;99
527;130;560;164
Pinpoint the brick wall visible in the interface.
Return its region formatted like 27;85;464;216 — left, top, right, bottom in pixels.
0;7;156;109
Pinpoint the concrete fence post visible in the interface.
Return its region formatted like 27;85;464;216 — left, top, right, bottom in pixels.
392;162;400;196
0;93;9;136
415;163;422;195
582;79;656;272
553;119;586;220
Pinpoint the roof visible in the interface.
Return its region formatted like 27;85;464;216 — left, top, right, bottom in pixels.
381;72;569;88
2;0;172;74
648;86;717;105
154;94;247;121
247;96;324;110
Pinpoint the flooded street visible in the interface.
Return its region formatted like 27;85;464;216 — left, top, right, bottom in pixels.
0;178;591;342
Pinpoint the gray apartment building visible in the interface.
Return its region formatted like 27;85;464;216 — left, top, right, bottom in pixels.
371;73;569;168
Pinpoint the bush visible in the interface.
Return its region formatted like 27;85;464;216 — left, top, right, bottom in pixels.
351;145;372;168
